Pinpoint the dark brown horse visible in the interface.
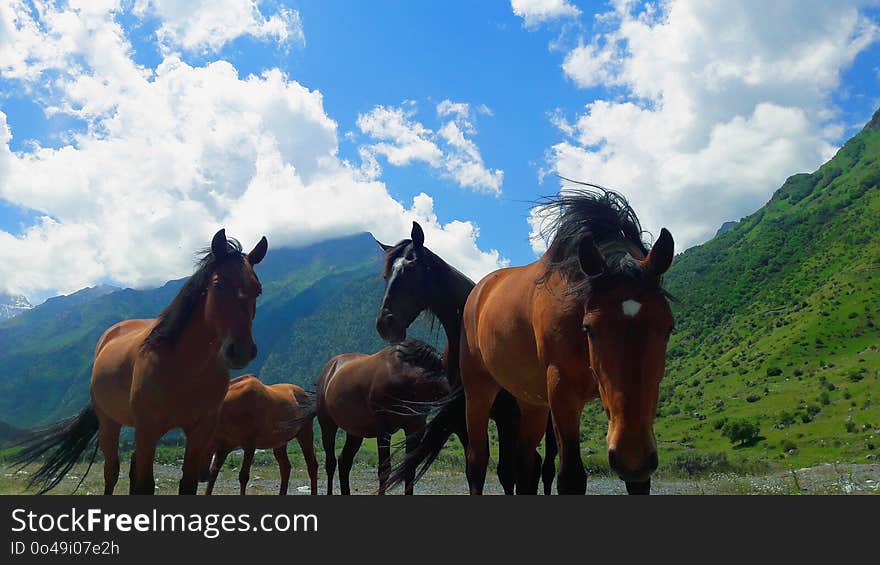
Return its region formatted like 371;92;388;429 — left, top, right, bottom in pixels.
460;187;674;494
315;339;450;495
205;375;318;496
12;229;267;495
375;222;557;494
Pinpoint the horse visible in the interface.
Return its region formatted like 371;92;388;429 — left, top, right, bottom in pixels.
375;222;558;494
12;229;267;495
204;374;318;496
315;339;451;495
459;186;674;495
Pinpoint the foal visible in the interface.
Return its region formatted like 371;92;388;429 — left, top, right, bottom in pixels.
205;375;318;495
316;339;450;495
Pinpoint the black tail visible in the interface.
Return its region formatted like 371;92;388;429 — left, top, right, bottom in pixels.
278;390;318;434
383;387;467;490
9;405;100;494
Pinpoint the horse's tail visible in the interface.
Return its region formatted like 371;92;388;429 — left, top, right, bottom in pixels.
279;389;318;434
9;404;100;494
383;387;467;491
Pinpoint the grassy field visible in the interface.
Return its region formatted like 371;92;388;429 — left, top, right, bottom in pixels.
2;429;878;495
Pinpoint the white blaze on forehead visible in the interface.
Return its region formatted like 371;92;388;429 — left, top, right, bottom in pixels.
622;299;642;317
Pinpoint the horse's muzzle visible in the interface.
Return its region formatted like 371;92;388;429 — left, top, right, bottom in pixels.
223;341;257;370
608;449;658;483
376;311;406;343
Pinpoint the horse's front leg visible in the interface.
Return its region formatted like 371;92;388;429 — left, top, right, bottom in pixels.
376;430;392;495
180;414;217;495
131;428;160;495
548;367;587;495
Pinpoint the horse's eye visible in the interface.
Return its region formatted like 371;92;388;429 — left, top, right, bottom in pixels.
582;325;593;339
213;280;223;290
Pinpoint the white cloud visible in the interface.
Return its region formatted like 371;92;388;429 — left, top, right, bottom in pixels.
133;0;304;53
511;0;581;28
355;102;443;167
0;2;504;299
357;100;503;194
537;0;879;252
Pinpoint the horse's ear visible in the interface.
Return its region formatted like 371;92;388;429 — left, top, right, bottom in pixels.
411;221;425;249
248;236;268;265
211;229;228;258
577;234;605;276
373;234;393;252
642;228;674;276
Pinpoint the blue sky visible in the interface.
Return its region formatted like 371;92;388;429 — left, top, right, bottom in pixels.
1;0;879;302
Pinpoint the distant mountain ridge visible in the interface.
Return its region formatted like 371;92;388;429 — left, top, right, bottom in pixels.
0;293;31;320
0;232;440;427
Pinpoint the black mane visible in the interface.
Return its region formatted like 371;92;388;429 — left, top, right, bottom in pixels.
392;338;445;380
141;238;244;352
533;182;666;298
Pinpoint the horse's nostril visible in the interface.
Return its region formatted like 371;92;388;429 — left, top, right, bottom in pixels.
250;344;258;360
608;449;618;470
649;451;659;472
225;343;235;359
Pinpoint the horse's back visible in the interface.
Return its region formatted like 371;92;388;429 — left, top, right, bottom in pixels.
319;352;386;437
90;319;155;427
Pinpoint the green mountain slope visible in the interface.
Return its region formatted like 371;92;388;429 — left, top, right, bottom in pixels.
640;109;880;467
0;233;439;427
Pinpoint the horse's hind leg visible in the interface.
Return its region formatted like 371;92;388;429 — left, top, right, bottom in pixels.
376;431;392;495
273;444;291;496
338;434;363;496
239;446;255;495
96;412;120;496
205;446;230;495
296;425;319;495
541;415;557;495
318;416;338;495
513;401;550;495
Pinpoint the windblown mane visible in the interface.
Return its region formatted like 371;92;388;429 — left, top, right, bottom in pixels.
533;182;668;299
392;338;445;379
141;238;244;352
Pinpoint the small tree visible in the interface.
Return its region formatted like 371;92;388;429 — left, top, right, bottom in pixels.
721;418;760;446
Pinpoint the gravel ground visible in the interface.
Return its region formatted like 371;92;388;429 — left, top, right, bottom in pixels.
3;461;878;495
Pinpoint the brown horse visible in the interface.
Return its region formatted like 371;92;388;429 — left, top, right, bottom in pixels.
462;187;674;494
204;375;318;496
316;339;451;495
13;229;267;495
375;222;557;494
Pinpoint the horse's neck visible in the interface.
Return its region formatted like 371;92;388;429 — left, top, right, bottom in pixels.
428;262;474;385
171;304;225;374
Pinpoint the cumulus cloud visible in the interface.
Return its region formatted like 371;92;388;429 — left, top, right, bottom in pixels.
357;100;504;194
535;0;879;252
133;0;305;53
511;0;581;28
0;2;504;299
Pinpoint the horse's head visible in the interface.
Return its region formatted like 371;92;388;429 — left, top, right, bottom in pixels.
204;229;267;370
374;221;435;343
577;228;674;484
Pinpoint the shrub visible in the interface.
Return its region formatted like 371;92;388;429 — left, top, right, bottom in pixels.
672;451;730;475
766;367;783;377
721;419;761;446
